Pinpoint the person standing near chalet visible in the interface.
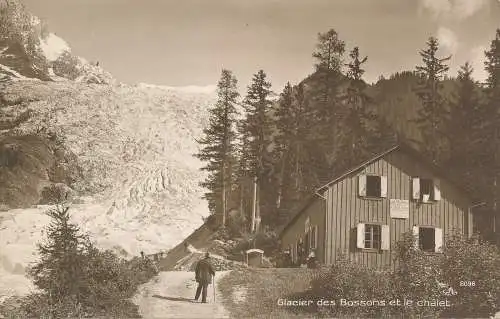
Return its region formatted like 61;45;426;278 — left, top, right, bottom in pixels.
194;252;215;303
307;249;317;268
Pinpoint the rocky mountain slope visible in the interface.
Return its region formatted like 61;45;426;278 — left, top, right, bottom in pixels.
0;0;216;300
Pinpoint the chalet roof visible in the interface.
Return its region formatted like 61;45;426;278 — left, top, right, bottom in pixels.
278;143;481;239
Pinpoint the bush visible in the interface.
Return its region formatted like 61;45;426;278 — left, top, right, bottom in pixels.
308;256;395;318
39;183;73;204
8;205;158;318
302;231;500;318
392;232;445;318
52;51;81;80
229;227;279;264
226;209;249;238
440;233;500;318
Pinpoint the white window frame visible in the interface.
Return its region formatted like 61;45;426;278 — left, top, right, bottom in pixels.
357;223;390;250
412;177;441;202
359;174;387;198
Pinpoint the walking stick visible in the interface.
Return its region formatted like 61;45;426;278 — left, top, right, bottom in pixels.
213;275;215;303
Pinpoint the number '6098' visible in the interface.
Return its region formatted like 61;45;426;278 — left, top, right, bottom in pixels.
460;281;476;287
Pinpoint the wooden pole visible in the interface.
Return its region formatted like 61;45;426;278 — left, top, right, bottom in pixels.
251;176;257;232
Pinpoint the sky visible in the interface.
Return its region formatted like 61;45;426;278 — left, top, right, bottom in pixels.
21;0;500;92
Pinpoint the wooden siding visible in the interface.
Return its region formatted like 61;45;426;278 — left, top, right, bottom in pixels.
280;199;326;263
325;150;472;270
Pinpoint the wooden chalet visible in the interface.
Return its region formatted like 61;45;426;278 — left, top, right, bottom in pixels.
279;144;482;270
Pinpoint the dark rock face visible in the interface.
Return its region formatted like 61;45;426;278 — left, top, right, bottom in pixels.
0;40;51;81
0;134;82;209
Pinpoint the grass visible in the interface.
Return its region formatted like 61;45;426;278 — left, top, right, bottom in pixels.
218;267;321;319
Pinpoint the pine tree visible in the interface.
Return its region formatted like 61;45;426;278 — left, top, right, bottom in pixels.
447;62;482;180
240;70;273;229
480;29;500;241
272;81;324;224
29;205;89;311
274;82;294;212
310;29;346;169
312;28;345;104
413;36;451;164
336;46;377;169
195;69;239;227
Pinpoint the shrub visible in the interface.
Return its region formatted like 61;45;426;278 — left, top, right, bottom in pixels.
229;227;279;261
308;256;395;318
392;232;445;318
225;208;249;238
39;183;73;204
12;205;158;318
52;51;81;80
302;231;500;318
440;233;500;318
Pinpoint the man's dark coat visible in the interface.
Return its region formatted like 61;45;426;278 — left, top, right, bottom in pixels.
195;257;215;284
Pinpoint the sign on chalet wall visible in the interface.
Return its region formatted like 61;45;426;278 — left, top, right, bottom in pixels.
390;199;409;219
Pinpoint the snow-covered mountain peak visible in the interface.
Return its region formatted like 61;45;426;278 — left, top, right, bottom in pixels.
0;1;112;84
137;83;218;95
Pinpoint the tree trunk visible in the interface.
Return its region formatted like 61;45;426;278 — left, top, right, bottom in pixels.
277;149;287;209
222;166;226;227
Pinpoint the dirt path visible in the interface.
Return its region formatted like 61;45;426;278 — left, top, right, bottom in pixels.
133;271;230;319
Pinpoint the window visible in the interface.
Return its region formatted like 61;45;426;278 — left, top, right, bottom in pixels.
359;175;387;198
419;227;435;251
412;178;441;202
413;226;443;252
421;179;434;202
357;223;390;250
364;224;381;249
367;176;381;197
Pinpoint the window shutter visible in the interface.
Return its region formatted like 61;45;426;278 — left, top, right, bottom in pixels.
412;226;419;249
433;184;441;201
381;225;390;250
358;175;367;197
314;226;318;249
310;225;317;249
357;223;365;248
380;176;388;198
412;178;420;200
435;228;443;252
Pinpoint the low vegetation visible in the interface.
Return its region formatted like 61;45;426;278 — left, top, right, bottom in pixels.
219;232;500;319
0;205;159;318
218;268;317;319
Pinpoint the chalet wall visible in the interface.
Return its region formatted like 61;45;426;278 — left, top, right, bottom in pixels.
280;198;326;263
325;150;472;270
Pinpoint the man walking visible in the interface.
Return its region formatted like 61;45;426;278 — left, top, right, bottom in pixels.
194;252;216;303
